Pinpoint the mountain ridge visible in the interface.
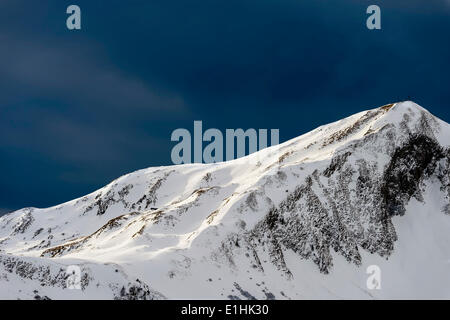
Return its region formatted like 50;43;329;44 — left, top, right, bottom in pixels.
1;101;449;299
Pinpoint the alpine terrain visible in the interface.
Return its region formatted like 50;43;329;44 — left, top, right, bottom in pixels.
1;101;449;300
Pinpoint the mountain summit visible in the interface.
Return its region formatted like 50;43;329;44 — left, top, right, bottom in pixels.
1;101;449;299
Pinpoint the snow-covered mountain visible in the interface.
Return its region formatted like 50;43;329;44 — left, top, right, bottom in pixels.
1;101;449;300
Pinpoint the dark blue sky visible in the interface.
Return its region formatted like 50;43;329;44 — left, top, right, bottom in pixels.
1;0;449;213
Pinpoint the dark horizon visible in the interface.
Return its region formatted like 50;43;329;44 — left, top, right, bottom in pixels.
1;0;450;213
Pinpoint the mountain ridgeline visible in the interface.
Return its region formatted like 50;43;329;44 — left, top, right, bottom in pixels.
1;101;449;299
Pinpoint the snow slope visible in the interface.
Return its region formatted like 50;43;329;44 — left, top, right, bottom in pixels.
1;101;449;299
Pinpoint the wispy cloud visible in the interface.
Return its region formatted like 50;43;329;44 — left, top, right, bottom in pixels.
0;36;185;113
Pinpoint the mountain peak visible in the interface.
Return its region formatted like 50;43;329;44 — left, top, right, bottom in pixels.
385;100;422;113
1;102;449;299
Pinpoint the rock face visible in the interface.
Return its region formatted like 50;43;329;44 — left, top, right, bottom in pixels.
1;101;449;299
